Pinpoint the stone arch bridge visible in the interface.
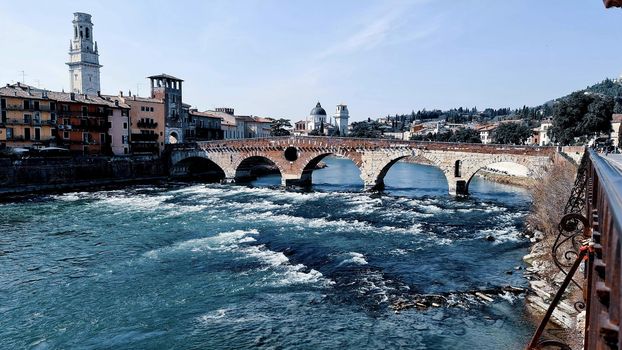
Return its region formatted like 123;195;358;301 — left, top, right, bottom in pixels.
168;136;557;195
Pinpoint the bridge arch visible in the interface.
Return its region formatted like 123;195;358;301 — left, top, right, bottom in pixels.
295;152;362;187
234;155;283;183
170;156;226;182
455;155;547;195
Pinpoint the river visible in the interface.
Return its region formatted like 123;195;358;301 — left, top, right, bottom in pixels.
0;156;535;349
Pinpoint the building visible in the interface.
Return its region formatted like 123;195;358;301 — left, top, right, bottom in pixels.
67;13;102;95
308;102;327;131
527;127;541;145
611;114;622;147
333;104;350;136
49;91;122;154
189;109;223;141
111;92;165;155
148;74;187;144
538;120;553;146
476;124;497;144
209;108;272;139
104;97;129;155
0;83;57;148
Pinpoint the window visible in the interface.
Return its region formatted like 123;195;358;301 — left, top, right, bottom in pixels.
24;128;31;140
63;119;69;126
124;147;128;155
63;131;69;139
34;128;40;141
50;102;56;111
108;122;112;128
141;106;145;111
100;133;106;145
123;122;127;129
454;160;462;178
23;114;32;123
1;110;6;123
74;26;77;39
6;128;13;139
122;135;128;144
24;100;31;109
33;113;40;124
62;104;69;112
0;98;5;109
83;132;89;143
51;113;56;123
34;101;40;111
150;107;154;112
85;27;90;39
82;106;88;117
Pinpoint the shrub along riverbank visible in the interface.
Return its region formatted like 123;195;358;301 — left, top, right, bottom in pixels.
524;155;584;348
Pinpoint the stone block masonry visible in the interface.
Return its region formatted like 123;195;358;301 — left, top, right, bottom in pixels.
169;136;557;195
0;156;164;196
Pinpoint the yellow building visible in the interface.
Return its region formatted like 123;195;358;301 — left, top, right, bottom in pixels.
0;83;57;148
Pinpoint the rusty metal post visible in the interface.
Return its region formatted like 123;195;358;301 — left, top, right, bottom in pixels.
526;247;588;350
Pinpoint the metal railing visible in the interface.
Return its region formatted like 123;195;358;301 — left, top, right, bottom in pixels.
584;149;622;349
526;149;622;349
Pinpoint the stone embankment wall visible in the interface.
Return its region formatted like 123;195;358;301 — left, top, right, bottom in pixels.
0;156;165;196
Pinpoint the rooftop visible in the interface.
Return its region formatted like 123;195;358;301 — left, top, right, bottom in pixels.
147;73;183;81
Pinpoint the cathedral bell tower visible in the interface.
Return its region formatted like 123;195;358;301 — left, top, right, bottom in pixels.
66;12;102;95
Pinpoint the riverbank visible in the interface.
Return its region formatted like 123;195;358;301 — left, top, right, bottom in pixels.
522;154;584;348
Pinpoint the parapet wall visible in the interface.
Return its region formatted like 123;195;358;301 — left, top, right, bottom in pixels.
0;156;164;195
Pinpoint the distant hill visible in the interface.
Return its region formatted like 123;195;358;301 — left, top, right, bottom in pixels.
582;78;622;97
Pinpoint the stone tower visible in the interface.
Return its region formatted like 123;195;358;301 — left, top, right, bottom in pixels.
334;104;349;136
149;74;185;143
67;12;102;95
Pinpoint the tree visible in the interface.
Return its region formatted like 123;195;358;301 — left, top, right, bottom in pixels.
550;92;614;145
450;128;481;143
349;121;382;138
493;123;532;145
269;118;292;136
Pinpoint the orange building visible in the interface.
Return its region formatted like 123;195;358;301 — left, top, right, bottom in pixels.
114;93;166;155
0;83;57;148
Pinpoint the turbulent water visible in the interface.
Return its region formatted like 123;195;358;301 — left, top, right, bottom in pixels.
0;157;535;349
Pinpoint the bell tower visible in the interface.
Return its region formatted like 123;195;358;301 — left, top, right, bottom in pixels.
66;12;102;95
334;104;349;136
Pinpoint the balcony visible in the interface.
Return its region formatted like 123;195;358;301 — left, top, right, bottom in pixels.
68;122;108;132
131;133;159;142
137;121;159;129
3;119;56;126
57;111;108;118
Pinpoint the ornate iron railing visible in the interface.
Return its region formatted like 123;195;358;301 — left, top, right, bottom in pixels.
527;149;622;349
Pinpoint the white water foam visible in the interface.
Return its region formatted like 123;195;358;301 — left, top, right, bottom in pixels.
338;252;368;266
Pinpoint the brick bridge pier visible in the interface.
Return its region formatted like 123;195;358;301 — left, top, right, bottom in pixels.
168;136;557;195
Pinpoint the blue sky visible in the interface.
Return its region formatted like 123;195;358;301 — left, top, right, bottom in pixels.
0;0;620;121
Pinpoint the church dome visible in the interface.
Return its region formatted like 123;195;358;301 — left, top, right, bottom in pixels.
310;102;327;116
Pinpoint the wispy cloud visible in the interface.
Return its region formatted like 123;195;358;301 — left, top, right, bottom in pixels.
315;1;436;60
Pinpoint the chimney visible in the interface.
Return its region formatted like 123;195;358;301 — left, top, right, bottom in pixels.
119;91;123;97
97;91;101;97
70;92;75;100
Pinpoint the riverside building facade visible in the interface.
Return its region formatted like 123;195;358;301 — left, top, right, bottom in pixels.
0;84;57;148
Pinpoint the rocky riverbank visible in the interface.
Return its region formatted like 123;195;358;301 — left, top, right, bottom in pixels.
522;155;584;348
